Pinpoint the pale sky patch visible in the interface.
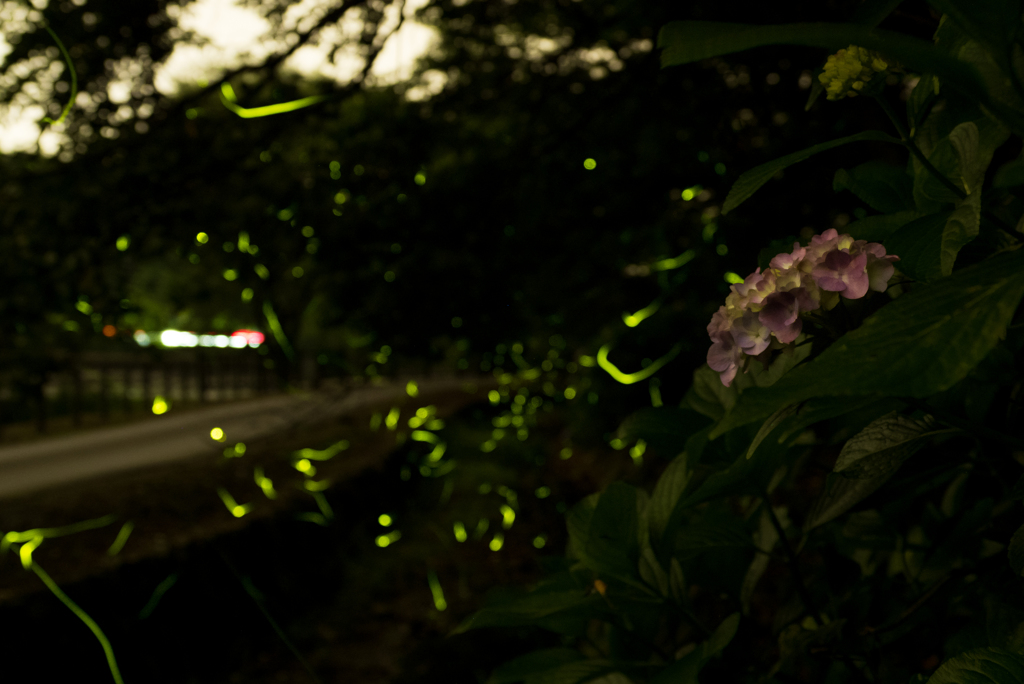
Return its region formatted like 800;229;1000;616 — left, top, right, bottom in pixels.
0;103;43;154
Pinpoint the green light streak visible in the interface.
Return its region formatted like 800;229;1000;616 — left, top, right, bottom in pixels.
254;466;277;499
596;343;682;385
724;272;744;284
1;514;116;555
19;536;42;568
311;491;334;519
629;439;647;466
220;82;328;119
385;407;400;430
294;439;349;461
106;522;133;556
296;512;329;526
262;300;294;360
427;570;447;611
649;380;663;408
138;574;178;619
622;300;661;328
453;521;467;542
651;250;696;271
411;430;439;444
216;488;251;518
499;504;516;529
41;21;77;126
32;561;124;684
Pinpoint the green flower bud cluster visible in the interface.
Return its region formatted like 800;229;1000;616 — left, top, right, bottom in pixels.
819;45;890;100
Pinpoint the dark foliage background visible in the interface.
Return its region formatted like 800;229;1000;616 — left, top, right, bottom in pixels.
0;1;982;683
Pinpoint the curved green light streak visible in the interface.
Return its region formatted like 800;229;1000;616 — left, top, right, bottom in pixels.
1;514;116;554
41;22;77;126
31;561;124;684
596;343;683;385
262;300;295;360
651;249;696;271
622;300;661;327
220;83;328;119
106;521;134;556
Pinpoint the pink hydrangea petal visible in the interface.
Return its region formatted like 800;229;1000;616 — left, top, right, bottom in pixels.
759;292;799;331
841;268;870;299
708;341;737;372
866;255;897;292
813;272;847;291
773;317;803;344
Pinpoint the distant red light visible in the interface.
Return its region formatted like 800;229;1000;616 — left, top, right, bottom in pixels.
102;325;117;337
231;329;265;345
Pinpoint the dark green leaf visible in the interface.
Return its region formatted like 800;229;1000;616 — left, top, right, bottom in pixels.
907;74;939;136
638;546;669;597
846;210;924;242
674;508;752;559
833;161;915;213
740;506;779;611
942;193;982;275
584;482;641;581
567;493;599;563
685;366;739;421
617;408;711;459
454;582;607;634
711;248;1024;437
994;159;1024;188
656;21;1024;134
746;403;800;460
495;650;584;684
721;130;901;215
852;0;905;26
804;412;941;530
526;660;620;684
774;396;900;445
885;211;952;282
912;109;1009;211
648;613;740;684
925;647;1024;684
928;0;1021;74
1009;523;1024;577
647;452;691;544
678;435;793;508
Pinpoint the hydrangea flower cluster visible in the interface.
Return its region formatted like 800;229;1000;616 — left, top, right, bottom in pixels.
819;45;890;100
707;229;899;387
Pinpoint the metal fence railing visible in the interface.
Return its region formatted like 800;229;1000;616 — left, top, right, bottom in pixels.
0;347;283;442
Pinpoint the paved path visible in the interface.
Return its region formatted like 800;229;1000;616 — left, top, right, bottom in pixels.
0;376;491;500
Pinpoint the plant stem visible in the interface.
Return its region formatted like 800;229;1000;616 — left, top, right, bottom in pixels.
872;94;966;194
874;95;968;201
219;550;323;684
766;503;874;684
32;561;124;684
875;95;1023;243
765;503;820;621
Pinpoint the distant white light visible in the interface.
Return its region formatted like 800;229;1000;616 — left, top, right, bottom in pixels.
158;330;198;347
140;329;264;348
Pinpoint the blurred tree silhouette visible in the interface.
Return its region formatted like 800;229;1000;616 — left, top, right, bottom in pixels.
0;0;915;399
